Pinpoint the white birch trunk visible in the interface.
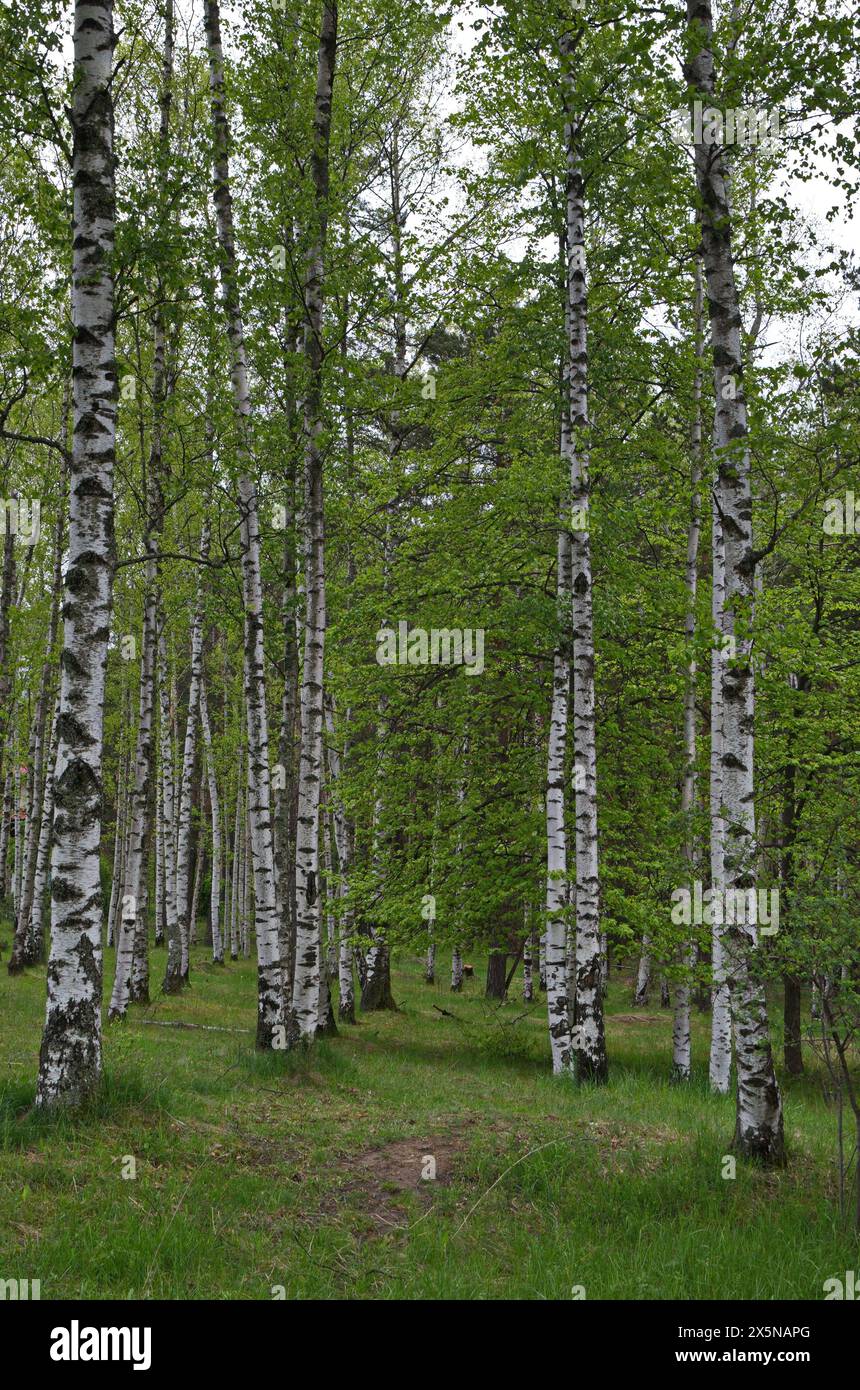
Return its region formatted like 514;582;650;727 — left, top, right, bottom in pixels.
561;32;606;1083
0;518;16;899
109;545;158;1017
709;485;732;1090
0;766;12;901
546;638;572;1074
229;746;242;961
200;680;223;964
13;759;25;914
241;810;251;959
205;0;281;1045
172;520;208;987
129;0;174;1003
158;630;181;988
450;770;466;995
634;939;652;1008
451;948;463;993
322;803;336;978
190;838;204;948
106;740;126;951
37;0;117;1107
324;694;355;1023
685;0;783;1161
291;0;338;1042
566;914;577;1032
28;698;60;964
672;249;704;1083
154;773;165;946
523;924;534;1003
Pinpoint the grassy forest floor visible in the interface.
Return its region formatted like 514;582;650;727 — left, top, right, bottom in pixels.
1;944;856;1299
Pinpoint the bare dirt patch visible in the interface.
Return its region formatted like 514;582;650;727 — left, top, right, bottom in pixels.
357;1134;464;1190
334;1132;469;1236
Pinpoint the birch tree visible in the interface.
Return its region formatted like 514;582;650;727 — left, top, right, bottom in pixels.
205;0;281;1046
291;0;339;1042
36;0;117;1108
200;678;224;964
172;519;209;988
684;0;783;1161
545;524;573;1073
9;457;64;971
324;693;355;1022
158;629;182;991
560;26;606;1084
672;249;704;1083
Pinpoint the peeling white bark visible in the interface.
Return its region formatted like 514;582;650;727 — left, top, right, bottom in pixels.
634;938;652;1008
523;924;534;1003
154;773;165;946
229;743;242;962
37;0;117;1107
205;0;281;1044
324;695;354;1022
172;520;208;987
200;680;223;964
685;0;783;1161
546;638;572;1073
291;0;339;1043
158;630;180;988
560;31;606;1083
451;947;463;993
709;489;731;1091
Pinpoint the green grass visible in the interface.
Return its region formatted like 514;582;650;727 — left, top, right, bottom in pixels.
0;943;857;1299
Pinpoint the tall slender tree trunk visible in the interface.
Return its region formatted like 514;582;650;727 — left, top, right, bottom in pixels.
158;629;182;990
37;0;117;1107
200;679;224;964
241;807;252;959
324;694;355;1023
10;460;65;971
546;615;572;1071
672;249;704;1082
362;123;413;1018
0;481;18;904
780;698;806;1075
172;520;208;987
291;0;339;1043
229;743;242;961
129;0;175;1006
274;305;301;1002
14;758;25;914
0;765;12;901
205;0;281;1045
106;722;128;950
560;30;606;1084
28;698;60;964
109;549;158;1017
709;462;731;1090
154;773;165;946
685;0;783;1163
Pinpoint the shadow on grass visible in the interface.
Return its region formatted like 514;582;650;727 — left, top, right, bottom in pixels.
0;1066;175;1150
